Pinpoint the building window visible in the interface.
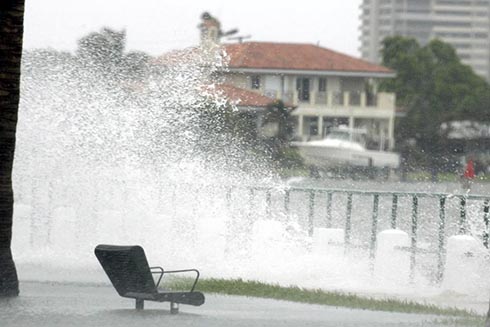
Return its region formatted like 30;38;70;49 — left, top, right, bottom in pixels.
296;77;310;102
318;78;327;92
251;75;261;89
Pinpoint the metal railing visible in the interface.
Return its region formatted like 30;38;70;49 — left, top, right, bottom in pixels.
17;173;490;285
223;185;490;283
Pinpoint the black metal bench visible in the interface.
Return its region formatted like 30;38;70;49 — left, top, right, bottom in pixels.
94;244;205;313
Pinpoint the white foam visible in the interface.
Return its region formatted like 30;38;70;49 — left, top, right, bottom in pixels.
442;234;490;294
374;229;410;286
312;227;344;257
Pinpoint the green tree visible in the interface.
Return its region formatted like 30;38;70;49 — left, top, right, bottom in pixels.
261;100;298;167
193;99;300;172
76;27;150;81
0;0;24;297
380;36;490;175
77;27;126;68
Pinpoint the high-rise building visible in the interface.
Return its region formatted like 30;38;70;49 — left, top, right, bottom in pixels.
360;0;490;81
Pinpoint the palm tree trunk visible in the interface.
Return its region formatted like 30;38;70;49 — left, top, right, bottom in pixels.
0;0;25;297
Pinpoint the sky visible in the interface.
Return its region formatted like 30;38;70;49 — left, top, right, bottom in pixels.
24;0;363;58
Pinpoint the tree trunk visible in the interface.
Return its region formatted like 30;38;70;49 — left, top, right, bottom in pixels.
0;0;25;297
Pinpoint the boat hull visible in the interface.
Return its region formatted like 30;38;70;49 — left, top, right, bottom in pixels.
293;143;400;169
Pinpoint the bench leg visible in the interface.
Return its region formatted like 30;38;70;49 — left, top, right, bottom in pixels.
136;299;144;310
170;302;179;314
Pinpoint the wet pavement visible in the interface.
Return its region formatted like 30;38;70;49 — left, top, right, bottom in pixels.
0;281;476;327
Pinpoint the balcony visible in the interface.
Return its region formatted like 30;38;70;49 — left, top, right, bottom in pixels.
282;90;394;110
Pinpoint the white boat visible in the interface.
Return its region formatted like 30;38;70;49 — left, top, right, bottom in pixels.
292;127;400;169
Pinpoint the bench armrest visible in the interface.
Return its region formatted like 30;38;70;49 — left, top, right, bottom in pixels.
150;267;200;292
150;266;165;288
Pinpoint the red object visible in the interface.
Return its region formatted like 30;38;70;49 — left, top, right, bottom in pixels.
464;159;475;179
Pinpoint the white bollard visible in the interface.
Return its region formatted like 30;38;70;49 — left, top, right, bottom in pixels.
312;228;344;256
442;235;489;294
374;229;410;285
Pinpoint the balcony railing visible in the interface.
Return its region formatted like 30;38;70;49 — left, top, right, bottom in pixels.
315;91;327;104
349;91;361;106
332;91;344;106
281;91;393;109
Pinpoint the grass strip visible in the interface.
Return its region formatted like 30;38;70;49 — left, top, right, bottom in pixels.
164;277;483;319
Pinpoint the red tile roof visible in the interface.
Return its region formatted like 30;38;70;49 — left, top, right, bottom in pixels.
211;84;280;107
223;42;393;74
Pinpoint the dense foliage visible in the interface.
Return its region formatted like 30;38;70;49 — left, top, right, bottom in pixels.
380;36;490;174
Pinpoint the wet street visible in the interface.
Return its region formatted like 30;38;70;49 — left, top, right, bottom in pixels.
0;281;477;327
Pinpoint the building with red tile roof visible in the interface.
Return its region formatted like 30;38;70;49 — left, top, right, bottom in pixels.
155;14;398;150
216;40;397;150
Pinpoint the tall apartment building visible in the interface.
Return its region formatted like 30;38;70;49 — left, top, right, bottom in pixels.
360;0;490;81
